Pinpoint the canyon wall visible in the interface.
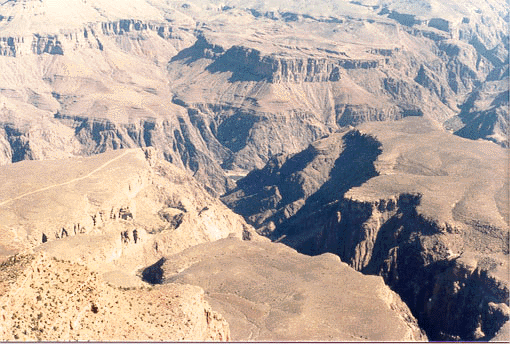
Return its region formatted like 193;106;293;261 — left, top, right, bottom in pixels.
0;1;507;194
223;117;509;341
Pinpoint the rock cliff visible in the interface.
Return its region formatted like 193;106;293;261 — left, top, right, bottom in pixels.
0;148;256;279
150;237;427;341
0;0;507;194
0;145;431;342
223;117;509;341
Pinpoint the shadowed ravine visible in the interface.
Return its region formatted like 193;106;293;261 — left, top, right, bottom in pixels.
222;122;509;341
0;0;508;341
288;195;508;340
289;195;509;341
276;131;383;243
280;146;509;340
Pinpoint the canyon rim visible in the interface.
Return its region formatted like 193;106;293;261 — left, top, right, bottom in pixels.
0;0;508;342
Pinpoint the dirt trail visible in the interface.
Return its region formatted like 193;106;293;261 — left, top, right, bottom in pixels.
0;150;133;207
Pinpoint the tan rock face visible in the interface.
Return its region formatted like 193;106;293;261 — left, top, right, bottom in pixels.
223;117;509;341
0;0;507;194
0;147;256;282
0;148;272;341
0;3;506;340
0;146;428;342
0;253;229;341
156;237;427;342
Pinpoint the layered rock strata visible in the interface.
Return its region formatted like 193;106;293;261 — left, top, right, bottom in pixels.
223;117;509;341
0;0;507;195
0;148;256;278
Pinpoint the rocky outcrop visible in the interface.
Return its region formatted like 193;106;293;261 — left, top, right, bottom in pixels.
0;0;506;195
0;253;230;341
223;117;509;341
0;148;257;274
100;19;176;39
222;128;381;231
445;76;509;148
0;19;191;57
204;44;383;83
0;37;19;57
152;237;426;341
172;34;386;84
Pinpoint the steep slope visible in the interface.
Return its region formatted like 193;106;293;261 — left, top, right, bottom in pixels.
0;147;257;340
223;117;509;341
148;237;426;341
446;74;509;147
165;8;508;172
0;144;429;342
0;147;257;283
0;0;507;194
0;253;229;341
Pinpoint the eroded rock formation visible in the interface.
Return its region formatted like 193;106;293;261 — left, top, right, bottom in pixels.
223;117;509;341
0;253;230;341
0;147;258;340
150;237;427;341
0;148;256;278
0;145;433;342
0;0;507;194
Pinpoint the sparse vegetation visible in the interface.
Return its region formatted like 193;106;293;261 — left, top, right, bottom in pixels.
0;253;229;341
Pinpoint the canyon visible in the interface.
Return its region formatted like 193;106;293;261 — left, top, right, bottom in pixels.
0;148;425;341
223;117;509;340
0;0;507;195
0;0;508;341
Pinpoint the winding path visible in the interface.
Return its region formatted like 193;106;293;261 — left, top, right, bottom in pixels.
0;150;133;207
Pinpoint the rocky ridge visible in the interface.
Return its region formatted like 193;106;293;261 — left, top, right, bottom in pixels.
0;0;507;194
0;146;430;341
223;117;509;341
148;237;427;341
0;147;255;278
0;147;248;341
